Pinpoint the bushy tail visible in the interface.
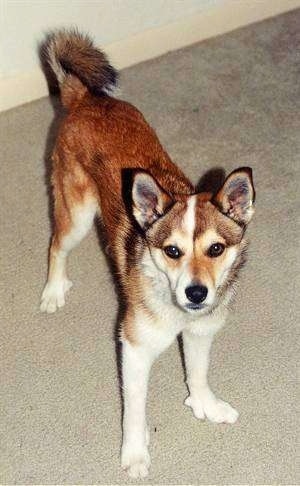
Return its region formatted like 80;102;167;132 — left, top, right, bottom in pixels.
42;29;118;108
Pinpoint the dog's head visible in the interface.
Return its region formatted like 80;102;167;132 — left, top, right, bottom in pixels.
131;168;255;314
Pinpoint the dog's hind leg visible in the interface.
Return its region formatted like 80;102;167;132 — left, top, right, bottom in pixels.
40;165;99;313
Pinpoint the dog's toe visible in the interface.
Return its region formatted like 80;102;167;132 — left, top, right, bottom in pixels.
206;399;239;424
121;446;150;479
126;460;149;479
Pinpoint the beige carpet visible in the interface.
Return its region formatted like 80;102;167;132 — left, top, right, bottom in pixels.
1;10;299;484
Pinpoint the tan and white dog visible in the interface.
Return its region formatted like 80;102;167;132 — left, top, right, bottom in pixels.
40;30;255;479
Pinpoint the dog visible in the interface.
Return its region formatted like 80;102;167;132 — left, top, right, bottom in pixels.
40;29;255;479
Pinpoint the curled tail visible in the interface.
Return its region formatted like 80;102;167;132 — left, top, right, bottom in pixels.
42;29;118;108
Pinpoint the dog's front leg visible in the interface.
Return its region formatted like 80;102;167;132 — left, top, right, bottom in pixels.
121;338;154;479
183;330;239;424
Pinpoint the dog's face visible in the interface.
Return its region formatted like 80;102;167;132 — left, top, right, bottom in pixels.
132;169;255;314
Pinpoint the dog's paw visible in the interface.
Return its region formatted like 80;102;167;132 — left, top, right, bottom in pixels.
185;393;239;424
121;445;150;479
40;278;73;313
203;398;239;424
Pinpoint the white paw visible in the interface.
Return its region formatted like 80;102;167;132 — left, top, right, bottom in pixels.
185;392;239;424
121;445;150;479
40;278;73;313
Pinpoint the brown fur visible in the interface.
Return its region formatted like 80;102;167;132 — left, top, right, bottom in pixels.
51;95;194;258
48;89;194;341
44;29;117;106
41;30;254;344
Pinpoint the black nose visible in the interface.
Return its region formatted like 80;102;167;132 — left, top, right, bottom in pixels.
185;285;208;304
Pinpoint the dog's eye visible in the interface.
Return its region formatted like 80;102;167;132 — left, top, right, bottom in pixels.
164;245;182;259
208;243;225;258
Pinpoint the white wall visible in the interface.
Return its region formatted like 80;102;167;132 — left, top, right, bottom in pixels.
1;0;300;112
0;0;219;77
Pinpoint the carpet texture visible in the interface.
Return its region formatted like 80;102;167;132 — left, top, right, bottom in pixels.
1;10;299;484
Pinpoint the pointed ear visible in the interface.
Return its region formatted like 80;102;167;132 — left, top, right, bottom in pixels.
132;171;173;230
213;167;255;225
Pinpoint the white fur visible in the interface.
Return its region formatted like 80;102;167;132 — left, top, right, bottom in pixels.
183;194;197;236
48;41;66;85
183;330;238;423
121;307;182;478
215;245;238;288
121;335;153;479
40;197;98;313
121;269;237;477
40;276;73;313
146;196;199;312
120;198;241;477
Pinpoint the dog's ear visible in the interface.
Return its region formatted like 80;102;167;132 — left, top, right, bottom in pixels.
213;167;255;225
132;171;173;230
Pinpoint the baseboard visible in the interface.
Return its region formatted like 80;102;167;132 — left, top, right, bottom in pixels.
1;0;300;113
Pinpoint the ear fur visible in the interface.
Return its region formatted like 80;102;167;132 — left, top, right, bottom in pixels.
132;171;173;230
213;167;255;225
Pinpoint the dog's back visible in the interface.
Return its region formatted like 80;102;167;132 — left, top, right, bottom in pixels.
44;29;193;254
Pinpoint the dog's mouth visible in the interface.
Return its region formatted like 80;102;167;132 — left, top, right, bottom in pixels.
183;302;208;313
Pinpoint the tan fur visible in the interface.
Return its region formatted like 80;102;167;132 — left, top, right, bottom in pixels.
50;151;98;242
122;272;156;344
